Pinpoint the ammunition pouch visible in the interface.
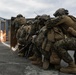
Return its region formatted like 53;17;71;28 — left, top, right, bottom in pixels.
53;27;65;41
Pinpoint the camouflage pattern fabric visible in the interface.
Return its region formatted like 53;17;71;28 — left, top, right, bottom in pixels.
16;24;32;57
54;37;76;63
32;26;46;58
13;17;26;28
16;25;32;44
41;26;65;64
16;25;27;44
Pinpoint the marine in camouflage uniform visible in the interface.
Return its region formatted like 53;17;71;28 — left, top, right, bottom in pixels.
42;19;65;70
16;23;32;57
14;14;27;57
30;26;45;66
30;15;49;35
16;25;26;56
29;15;50;66
13;14;26;28
11;14;26;48
46;8;76;73
30;15;65;69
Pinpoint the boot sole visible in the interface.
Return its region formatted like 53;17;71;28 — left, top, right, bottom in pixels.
60;68;76;74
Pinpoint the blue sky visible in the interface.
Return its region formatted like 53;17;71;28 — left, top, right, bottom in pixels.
0;0;76;19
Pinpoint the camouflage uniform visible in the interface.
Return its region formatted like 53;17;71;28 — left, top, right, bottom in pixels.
13;14;27;56
54;37;76;62
42;24;65;69
30;26;46;66
30;15;65;69
16;24;32;57
30;15;50;35
29;15;50;66
11;14;27;49
47;8;76;73
16;25;27;56
16;25;27;44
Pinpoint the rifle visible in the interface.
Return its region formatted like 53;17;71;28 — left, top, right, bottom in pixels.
18;40;32;53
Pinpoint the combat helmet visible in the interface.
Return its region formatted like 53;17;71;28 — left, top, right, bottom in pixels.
38;14;50;26
35;15;41;20
26;20;33;25
53;8;69;17
39;14;50;21
16;14;23;18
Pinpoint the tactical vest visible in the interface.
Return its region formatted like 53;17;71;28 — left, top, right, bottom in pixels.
42;26;65;52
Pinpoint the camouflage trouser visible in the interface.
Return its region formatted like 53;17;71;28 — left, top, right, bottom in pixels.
54;37;76;63
32;43;42;58
42;38;52;60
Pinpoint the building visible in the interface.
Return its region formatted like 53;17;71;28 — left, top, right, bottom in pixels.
0;17;11;42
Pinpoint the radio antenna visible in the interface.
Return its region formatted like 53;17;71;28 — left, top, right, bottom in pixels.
34;11;38;15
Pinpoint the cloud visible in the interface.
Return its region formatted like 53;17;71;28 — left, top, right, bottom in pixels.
0;0;76;19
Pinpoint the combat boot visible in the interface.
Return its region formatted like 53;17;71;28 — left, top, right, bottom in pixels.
43;59;50;70
31;58;42;66
28;54;37;61
60;62;76;73
50;51;61;64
